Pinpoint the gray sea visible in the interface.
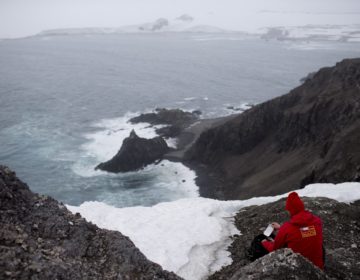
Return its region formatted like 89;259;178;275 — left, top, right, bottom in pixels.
0;33;359;207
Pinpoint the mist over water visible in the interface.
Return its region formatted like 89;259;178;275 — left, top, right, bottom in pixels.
0;33;359;207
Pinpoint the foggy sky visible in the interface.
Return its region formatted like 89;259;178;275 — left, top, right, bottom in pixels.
1;0;360;38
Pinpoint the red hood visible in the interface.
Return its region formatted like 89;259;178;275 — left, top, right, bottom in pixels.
290;210;322;227
286;192;305;216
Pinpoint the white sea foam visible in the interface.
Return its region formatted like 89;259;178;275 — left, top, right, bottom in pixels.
192;36;245;42
67;182;360;280
224;102;253;113
184;97;197;101
72;112;179;177
82;112;160;161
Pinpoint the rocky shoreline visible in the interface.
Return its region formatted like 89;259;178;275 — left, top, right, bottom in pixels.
94;59;360;201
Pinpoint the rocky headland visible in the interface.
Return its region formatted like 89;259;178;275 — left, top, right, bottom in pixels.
95;108;202;173
185;58;360;199
95;130;170;173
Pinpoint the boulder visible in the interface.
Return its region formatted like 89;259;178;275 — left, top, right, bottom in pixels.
96;130;170;173
229;249;329;280
0;165;181;280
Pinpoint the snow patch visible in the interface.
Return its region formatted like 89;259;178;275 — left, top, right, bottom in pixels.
67;182;360;280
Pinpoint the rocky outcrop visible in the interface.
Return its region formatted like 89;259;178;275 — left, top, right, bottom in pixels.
186;58;360;199
0;165;181;280
228;249;329;280
209;197;360;280
130;108;201;138
96;130;169;173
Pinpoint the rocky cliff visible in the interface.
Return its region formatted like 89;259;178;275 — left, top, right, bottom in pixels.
209;197;360;280
186;58;360;199
0;165;181;280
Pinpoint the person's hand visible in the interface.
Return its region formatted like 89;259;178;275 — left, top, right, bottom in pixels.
271;222;280;230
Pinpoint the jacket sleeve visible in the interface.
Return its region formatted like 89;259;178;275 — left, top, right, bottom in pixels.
273;223;289;250
262;240;275;252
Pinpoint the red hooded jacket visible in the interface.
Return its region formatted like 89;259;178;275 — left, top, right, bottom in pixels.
262;192;324;269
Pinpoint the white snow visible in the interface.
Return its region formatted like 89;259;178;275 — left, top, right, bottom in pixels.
36;16;231;38
67;182;360;280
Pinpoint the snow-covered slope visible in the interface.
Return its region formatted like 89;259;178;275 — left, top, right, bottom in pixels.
33;11;360;41
67;182;360;280
36;22;360;43
37;14;230;36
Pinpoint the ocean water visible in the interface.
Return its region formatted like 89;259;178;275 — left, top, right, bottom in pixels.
0;33;359;207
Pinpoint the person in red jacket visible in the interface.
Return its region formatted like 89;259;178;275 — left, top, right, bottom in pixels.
262;192;324;269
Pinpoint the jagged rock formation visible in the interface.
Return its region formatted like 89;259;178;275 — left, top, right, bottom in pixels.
96;130;169;173
0;165;181;280
186;58;360;199
130;108;201;138
209;197;360;280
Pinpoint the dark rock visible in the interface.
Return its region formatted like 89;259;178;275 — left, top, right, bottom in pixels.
151;18;169;31
96;130;170;173
208;197;360;280
300;71;316;83
130;108;200;138
192;110;202;116
229;249;329;280
186;58;360;199
0;165;182;280
261;27;290;41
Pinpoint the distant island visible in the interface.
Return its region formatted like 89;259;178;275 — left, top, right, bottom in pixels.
27;15;360;43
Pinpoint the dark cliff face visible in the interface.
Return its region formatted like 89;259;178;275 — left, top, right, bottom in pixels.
209;197;360;280
186;58;360;199
0;166;182;280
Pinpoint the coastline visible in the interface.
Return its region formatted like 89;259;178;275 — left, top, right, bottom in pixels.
164;114;237;199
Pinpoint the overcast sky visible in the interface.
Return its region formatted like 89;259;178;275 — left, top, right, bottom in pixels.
1;0;360;38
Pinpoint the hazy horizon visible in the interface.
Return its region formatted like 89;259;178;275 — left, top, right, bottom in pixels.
1;0;360;38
